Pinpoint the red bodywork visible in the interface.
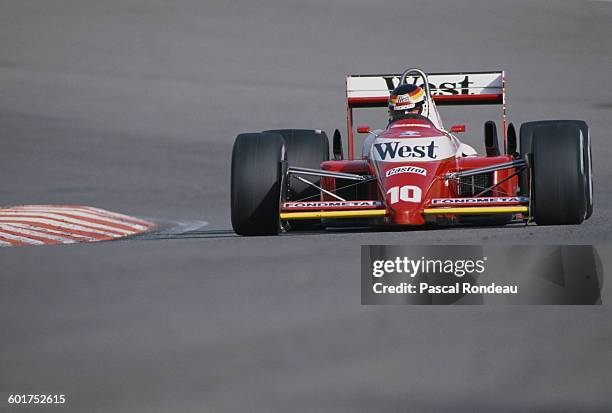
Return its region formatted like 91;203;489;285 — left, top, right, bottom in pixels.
318;118;519;226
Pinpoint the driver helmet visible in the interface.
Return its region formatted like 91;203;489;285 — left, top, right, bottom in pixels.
388;84;426;121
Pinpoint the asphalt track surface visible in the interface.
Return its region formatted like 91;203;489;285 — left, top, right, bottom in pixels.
1;1;612;411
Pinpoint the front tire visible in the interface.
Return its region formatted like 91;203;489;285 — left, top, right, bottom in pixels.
264;129;329;200
530;122;589;225
520;120;592;218
231;133;285;235
264;129;329;230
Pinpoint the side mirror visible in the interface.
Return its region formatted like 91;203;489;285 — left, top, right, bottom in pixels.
484;120;500;157
506;123;517;155
332;129;343;160
357;124;371;134
450;124;466;133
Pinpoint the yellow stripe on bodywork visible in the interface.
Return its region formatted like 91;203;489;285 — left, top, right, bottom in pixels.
280;209;388;220
423;206;528;215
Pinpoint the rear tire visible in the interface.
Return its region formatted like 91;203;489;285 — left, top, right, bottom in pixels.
530;123;588;225
264;129;329;230
231;133;286;236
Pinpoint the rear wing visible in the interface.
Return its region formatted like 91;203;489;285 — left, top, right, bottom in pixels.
346;71;504;108
344;70;506;159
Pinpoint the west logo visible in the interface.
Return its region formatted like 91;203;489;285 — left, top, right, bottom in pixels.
374;141;439;161
383;75;474;95
396;95;413;103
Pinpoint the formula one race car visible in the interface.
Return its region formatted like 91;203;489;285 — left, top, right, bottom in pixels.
231;68;593;235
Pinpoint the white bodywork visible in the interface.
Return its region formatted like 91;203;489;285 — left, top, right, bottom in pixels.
347;71;503;133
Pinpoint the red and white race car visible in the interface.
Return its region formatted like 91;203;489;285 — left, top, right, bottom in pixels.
230;68;593;235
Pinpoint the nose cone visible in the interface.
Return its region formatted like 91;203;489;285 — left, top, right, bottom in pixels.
375;159;456;225
380;163;431;225
389;205;427;226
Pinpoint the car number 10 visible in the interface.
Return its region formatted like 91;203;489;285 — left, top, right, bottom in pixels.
387;185;422;204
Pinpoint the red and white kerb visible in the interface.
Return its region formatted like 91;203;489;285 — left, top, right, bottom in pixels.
0;205;155;247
